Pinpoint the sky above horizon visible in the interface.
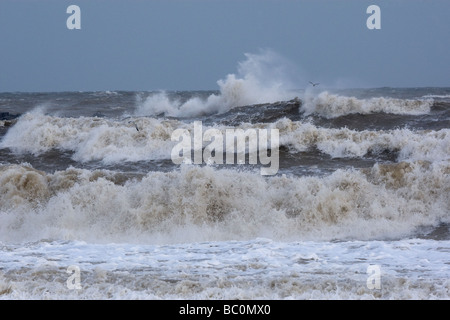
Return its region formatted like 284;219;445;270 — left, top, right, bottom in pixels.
1;0;449;92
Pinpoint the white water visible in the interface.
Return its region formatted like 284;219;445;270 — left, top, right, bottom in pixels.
302;91;433;118
2;112;449;164
1;238;448;299
0;161;448;244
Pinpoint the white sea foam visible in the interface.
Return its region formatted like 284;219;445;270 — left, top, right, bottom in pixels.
2;112;449;164
0;110;183;163
0;238;449;299
422;94;450;99
301;91;433;118
275;118;450;162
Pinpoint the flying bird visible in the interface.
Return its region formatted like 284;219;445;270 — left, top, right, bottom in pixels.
309;81;320;87
129;121;139;131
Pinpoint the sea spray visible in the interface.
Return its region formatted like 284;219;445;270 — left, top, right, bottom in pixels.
134;49;298;117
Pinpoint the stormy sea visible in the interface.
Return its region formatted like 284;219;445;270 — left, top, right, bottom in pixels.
0;58;449;299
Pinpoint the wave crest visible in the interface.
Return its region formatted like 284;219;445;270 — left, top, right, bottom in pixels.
134;50;296;117
302;91;433;118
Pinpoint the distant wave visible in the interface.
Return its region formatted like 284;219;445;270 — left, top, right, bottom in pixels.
301;91;433;118
421;94;450;99
133;88;436;121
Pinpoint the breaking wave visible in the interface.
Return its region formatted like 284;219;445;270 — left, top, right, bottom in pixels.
133;50;297;117
0;110;183;163
276;118;450;162
302;91;433;118
1;111;448;164
0;161;448;244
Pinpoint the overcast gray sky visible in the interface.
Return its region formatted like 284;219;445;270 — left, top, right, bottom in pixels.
0;0;449;92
